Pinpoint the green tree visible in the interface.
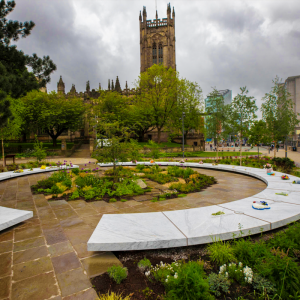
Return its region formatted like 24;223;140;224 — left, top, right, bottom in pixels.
0;96;24;166
170;79;204;144
21;90;86;146
261;76;299;158
205;88;230;160
135;64;180;143
0;0;56;101
248;120;269;160
229;87;258;166
93;122;133;183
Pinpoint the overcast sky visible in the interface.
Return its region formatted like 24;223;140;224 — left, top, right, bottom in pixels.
10;0;300;116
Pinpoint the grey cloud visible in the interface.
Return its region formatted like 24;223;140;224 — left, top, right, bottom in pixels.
7;0;300;113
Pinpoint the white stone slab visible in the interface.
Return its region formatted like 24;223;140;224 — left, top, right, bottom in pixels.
253;189;300;205
0;206;33;231
267;182;300;192
219;197;300;229
163;206;270;245
87;212;187;251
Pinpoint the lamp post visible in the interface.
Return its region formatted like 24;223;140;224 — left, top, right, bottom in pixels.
181;112;185;158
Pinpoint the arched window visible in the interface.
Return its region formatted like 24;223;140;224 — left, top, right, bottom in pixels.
158;44;163;64
152;43;157;64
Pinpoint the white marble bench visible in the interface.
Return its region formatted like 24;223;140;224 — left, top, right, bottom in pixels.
88;162;300;251
0;165;79;231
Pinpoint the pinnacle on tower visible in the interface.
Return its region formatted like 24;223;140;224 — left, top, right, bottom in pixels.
111;79;114;91
115;76;121;93
86;80;90;92
108;79;110;90
139;10;142;21
143;6;147;20
172;6;175;17
167;3;171;15
125;81;128;90
57;75;65;93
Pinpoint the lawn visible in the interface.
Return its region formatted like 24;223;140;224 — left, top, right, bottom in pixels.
6;141;74;150
149;151;260;158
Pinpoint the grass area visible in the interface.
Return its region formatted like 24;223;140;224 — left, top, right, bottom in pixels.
6;142;74;150
137;142;188;148
149;151;260;158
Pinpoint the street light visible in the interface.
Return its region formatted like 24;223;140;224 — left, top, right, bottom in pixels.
181;112;186;158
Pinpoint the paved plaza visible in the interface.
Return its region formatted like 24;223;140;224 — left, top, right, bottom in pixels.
0;148;299;300
0;161;267;300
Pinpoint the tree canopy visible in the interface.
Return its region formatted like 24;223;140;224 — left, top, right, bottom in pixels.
135;64;180;143
229;87;258;165
21;91;87;146
261;77;299;157
0;0;56;101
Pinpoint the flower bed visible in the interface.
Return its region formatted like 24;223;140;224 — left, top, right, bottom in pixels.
31;165;217;202
92;220;300;300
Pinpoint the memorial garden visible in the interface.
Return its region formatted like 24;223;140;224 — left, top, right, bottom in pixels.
1;1;300;299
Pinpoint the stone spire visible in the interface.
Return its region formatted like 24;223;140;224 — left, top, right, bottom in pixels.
111;79;114;91
99;83;101;90
115;76;121;93
108;79;110;91
125;81;128;90
57;76;65;94
86;80;90;92
70;84;76;95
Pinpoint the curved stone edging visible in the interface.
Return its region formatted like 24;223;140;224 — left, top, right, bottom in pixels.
87;162;300;251
0;165;79;231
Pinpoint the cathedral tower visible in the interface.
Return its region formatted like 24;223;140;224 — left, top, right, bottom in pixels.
57;76;65;94
139;3;176;73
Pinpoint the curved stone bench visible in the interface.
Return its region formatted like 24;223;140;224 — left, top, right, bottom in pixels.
87;162;300;251
0;165;79;231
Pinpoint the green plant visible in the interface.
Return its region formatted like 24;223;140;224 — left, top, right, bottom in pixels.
164;261;214;300
141;287;154;299
120;199;127;202
212;211;225;216
252;274;277;295
69;190;80;200
137;258;152;272
107;265;128;284
98;291;131;300
72;167;80;175
207;240;236;265
208;272;231;297
177;193;187;198
109;198;117;203
33;135;47;162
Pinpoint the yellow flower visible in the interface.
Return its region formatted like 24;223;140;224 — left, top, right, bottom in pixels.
40;165;47;170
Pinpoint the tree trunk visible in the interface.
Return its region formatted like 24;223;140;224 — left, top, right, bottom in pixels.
216;143;219;162
157;128;161;144
239;135;242;166
52;136;58;147
274;141;276;158
1;138;5;168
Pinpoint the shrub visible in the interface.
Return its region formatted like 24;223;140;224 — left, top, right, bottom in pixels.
208;272;231;297
107;265;128;284
137;258;151;272
109;198;117;203
207;240;236;265
252;274;277;295
71;167;80;175
177;194;187;198
69;190;80;200
164;261;214;300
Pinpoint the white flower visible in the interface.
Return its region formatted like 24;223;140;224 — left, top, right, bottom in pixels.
225;272;228;278
145;271;150;276
239;262;243;267
174;274;178;279
165;279;168;282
